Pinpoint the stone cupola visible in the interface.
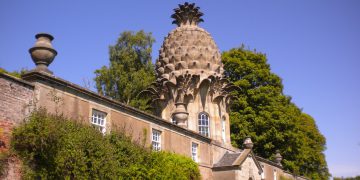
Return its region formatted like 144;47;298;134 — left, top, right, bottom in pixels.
144;2;236;144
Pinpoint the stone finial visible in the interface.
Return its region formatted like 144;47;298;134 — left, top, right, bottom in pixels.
173;102;189;128
243;136;253;149
274;150;283;166
29;33;57;74
171;2;204;26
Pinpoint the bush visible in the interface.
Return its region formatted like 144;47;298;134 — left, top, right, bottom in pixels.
0;152;10;177
147;151;201;180
11;109;200;179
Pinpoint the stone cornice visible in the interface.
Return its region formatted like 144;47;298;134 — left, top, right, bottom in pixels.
255;155;283;169
21;71;211;143
0;72;34;89
211;140;240;152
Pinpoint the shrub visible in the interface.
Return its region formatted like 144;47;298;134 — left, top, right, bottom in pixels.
147;151;201;180
0;152;9;177
11;109;200;179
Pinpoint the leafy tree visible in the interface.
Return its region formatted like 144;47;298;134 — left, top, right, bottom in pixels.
222;47;329;179
11;109;200;179
94;30;156;112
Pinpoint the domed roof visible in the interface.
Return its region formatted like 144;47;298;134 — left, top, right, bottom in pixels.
155;3;223;80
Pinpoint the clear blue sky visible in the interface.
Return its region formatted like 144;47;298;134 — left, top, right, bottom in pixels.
1;0;359;177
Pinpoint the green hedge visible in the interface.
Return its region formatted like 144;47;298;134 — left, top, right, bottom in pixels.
11;109;200;179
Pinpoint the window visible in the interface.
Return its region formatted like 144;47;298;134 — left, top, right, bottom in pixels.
221;117;226;143
152;129;161;151
273;170;277;180
198;112;210;137
191;143;199;162
91;109;106;134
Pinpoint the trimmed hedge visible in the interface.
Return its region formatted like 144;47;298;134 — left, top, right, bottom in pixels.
11;109;200;179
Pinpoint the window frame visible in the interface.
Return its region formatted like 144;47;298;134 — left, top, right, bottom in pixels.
152;129;162;151
198;112;210;137
221;116;226;143
91;109;107;134
191;142;199;162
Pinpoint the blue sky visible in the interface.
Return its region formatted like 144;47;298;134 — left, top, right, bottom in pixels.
1;0;359;177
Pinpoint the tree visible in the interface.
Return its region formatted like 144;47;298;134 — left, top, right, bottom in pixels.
222;47;330;179
94;30;156;112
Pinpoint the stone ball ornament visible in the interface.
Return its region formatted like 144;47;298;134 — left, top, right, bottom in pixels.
29;33;57;74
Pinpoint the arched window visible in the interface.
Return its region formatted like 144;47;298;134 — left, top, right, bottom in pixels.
198;112;210;137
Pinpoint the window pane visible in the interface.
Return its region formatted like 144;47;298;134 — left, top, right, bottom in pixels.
191;143;198;162
152;129;161;151
91;110;107;134
198;113;209;137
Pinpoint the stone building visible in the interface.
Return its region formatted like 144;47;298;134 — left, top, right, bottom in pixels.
0;2;308;180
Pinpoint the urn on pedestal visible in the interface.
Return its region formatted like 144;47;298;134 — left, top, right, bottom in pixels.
29;33;57;74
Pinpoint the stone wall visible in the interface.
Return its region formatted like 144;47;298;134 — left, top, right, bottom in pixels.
0;74;34;124
0;73;34;150
0;73;34;180
21;71;215;178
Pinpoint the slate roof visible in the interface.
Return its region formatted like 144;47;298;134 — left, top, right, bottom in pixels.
213;152;242;167
213;149;263;174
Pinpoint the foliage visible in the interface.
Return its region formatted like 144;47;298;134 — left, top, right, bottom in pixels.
222;47;329;179
279;175;293;180
11;109;200;179
334;176;360;180
94;30;156;113
0;126;10;177
0;151;9;177
146;151;201;180
0;67;28;78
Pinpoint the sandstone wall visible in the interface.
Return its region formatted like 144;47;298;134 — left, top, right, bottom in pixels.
0;73;34;180
0;74;34;124
23;72;215;178
0;73;34;150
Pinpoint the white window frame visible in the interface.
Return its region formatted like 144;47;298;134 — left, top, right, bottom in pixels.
152;129;161;151
91;109;107;134
274;170;277;180
221;116;226;143
198;112;210;137
191;142;199;162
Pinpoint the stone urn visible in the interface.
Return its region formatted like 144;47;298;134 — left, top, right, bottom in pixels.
274;150;283;166
29;33;57;74
243;136;254;149
172;102;189;128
